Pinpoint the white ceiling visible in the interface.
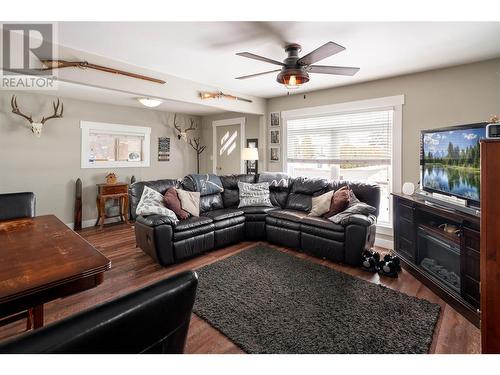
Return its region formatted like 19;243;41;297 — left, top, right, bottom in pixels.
40;80;222;115
58;22;500;99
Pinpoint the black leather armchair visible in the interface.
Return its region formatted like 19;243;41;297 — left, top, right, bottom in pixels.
0;271;198;354
0;192;36;221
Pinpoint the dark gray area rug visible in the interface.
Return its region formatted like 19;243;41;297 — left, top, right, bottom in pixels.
193;246;441;354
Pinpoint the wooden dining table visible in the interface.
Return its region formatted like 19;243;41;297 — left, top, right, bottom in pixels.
0;215;111;329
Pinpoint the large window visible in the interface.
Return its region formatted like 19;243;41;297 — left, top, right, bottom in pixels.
81;121;151;168
283;97;403;229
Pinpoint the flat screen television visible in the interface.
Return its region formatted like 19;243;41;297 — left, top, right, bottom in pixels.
420;123;487;207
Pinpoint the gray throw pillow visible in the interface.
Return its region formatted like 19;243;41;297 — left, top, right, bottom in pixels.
328;202;376;225
136;186;179;224
238;181;273;208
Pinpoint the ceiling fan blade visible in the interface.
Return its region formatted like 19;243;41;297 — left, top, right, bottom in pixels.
297;42;346;66
235;69;282;80
236;52;285;66
308;65;360;76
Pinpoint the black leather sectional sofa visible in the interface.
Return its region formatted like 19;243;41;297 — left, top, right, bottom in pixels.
130;173;380;268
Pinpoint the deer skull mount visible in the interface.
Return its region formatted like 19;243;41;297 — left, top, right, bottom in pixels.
11;95;64;138
173;114;196;141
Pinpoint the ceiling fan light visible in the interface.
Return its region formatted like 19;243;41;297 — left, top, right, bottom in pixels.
200;92;214;99
137;97;163;108
277;69;309;89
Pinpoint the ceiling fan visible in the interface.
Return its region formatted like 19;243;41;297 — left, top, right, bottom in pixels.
235;42;359;89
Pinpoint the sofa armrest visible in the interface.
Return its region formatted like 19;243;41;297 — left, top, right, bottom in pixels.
341;213;377;227
136;214;176;227
135;217;175;266
344;217;377;266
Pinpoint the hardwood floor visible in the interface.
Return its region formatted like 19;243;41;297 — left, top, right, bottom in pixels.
0;223;480;353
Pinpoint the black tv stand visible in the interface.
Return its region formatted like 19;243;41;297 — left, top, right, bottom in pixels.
392;193;480;327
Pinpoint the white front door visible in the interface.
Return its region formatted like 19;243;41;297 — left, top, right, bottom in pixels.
215;123;241;175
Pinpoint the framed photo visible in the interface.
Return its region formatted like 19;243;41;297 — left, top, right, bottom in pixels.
246;138;258;174
270;129;280;145
270;146;280;163
270;112;280;127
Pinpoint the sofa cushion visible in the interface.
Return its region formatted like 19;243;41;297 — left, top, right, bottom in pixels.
213;215;245;230
136;214;176;227
239;206;277;214
173;221;215;242
309;190;334;217
328;202;377;225
163;187;189;220
290;176;329;194
129;179;180;220
301;216;345;233
173;216;213;232
175;189;200;217
284;193;311;212
266;216;301;231
239;206;277;222
257;172;290;189
201;208;244;221
199;194;224;213
220;174;256;207
182;174;224;213
324;186;351;218
136;186;179;224
332;181;381;217
238;181;273;208
285;177;330;212
300;224;345;242
182;174;224;196
257;172;290;208
267;209;309;223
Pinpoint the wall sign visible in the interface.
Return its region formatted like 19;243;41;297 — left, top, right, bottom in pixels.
158;137;170;161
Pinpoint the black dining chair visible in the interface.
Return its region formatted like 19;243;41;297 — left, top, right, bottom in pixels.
0;271;199;354
0;192;36;221
0;192;36;330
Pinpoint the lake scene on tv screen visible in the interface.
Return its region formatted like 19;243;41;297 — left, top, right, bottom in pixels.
423;127;484;202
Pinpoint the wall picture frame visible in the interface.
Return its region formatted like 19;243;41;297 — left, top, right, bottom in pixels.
270;146;280;163
270;129;280;145
270;112;281;127
158;137;170;161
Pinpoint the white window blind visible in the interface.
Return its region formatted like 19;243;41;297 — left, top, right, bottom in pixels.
287;109;393;165
286;109;394;227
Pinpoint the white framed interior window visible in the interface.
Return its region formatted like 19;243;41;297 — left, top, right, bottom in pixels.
80;121;151;169
281;95;404;233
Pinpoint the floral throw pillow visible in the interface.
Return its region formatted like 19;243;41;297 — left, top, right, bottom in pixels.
136;186;179;224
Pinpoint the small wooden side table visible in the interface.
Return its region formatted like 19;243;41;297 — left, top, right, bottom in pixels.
95;183;129;229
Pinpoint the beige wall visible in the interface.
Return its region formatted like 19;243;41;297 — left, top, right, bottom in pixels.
199;111;265;174
1;59;498;228
267;58;500;186
0;91;200;224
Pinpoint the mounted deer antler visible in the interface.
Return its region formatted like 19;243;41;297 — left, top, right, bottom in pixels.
173;114;196;140
11;95;64;138
185;118;197;132
41;99;64;124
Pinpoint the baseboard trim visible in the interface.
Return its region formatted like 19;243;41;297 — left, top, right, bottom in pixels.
375;236;394;250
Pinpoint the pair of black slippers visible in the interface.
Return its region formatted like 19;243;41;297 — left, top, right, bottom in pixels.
361;249;402;278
